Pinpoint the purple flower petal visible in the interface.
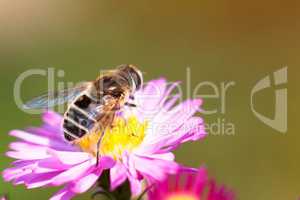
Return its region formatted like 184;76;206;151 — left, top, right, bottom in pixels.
3;166;34;182
98;156;116;169
42;110;63;127
9;130;67;149
51;160;94;186
37;157;73;171
122;152;138;178
25;171;61;189
110;163;127;190
50;185;76;200
160;117;205;146
135;78;167;118
128;174;142;196
133;154;178;181
6;151;50;160
140;117;205;154
48;149;91;165
140;78;167;108
135;152;175;161
153;94;181;119
27;127;67;144
152;99;202;130
192;167;207;195
70;168;102;193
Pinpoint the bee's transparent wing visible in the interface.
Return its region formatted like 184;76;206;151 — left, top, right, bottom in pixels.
23;82;91;109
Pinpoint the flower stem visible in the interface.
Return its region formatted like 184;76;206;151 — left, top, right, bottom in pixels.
92;170;131;200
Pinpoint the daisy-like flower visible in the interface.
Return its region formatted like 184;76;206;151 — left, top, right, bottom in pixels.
2;78;206;199
148;166;235;200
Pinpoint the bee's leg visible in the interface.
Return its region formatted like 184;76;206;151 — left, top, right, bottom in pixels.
125;102;136;107
96;131;104;167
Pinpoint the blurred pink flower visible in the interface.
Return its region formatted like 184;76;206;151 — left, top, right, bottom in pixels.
2;78;206;199
148;166;235;200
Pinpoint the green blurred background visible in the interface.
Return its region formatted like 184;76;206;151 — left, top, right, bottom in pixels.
0;1;299;199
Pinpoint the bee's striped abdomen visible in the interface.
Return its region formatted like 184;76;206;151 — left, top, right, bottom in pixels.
63;94;97;142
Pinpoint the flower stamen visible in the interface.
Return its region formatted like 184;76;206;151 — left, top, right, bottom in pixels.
77;116;147;160
165;192;199;200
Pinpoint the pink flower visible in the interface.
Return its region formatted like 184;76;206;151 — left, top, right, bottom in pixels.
2;78;206;199
148;166;235;200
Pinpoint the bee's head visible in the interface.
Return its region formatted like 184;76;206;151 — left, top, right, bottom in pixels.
117;64;143;92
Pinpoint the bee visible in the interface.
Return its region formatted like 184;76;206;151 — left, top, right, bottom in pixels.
24;64;143;164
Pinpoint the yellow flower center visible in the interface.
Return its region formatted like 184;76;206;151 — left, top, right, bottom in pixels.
77;116;147;160
165;193;199;200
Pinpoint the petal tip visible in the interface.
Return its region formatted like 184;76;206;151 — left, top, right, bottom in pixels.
195;98;203;106
8;130;18;137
